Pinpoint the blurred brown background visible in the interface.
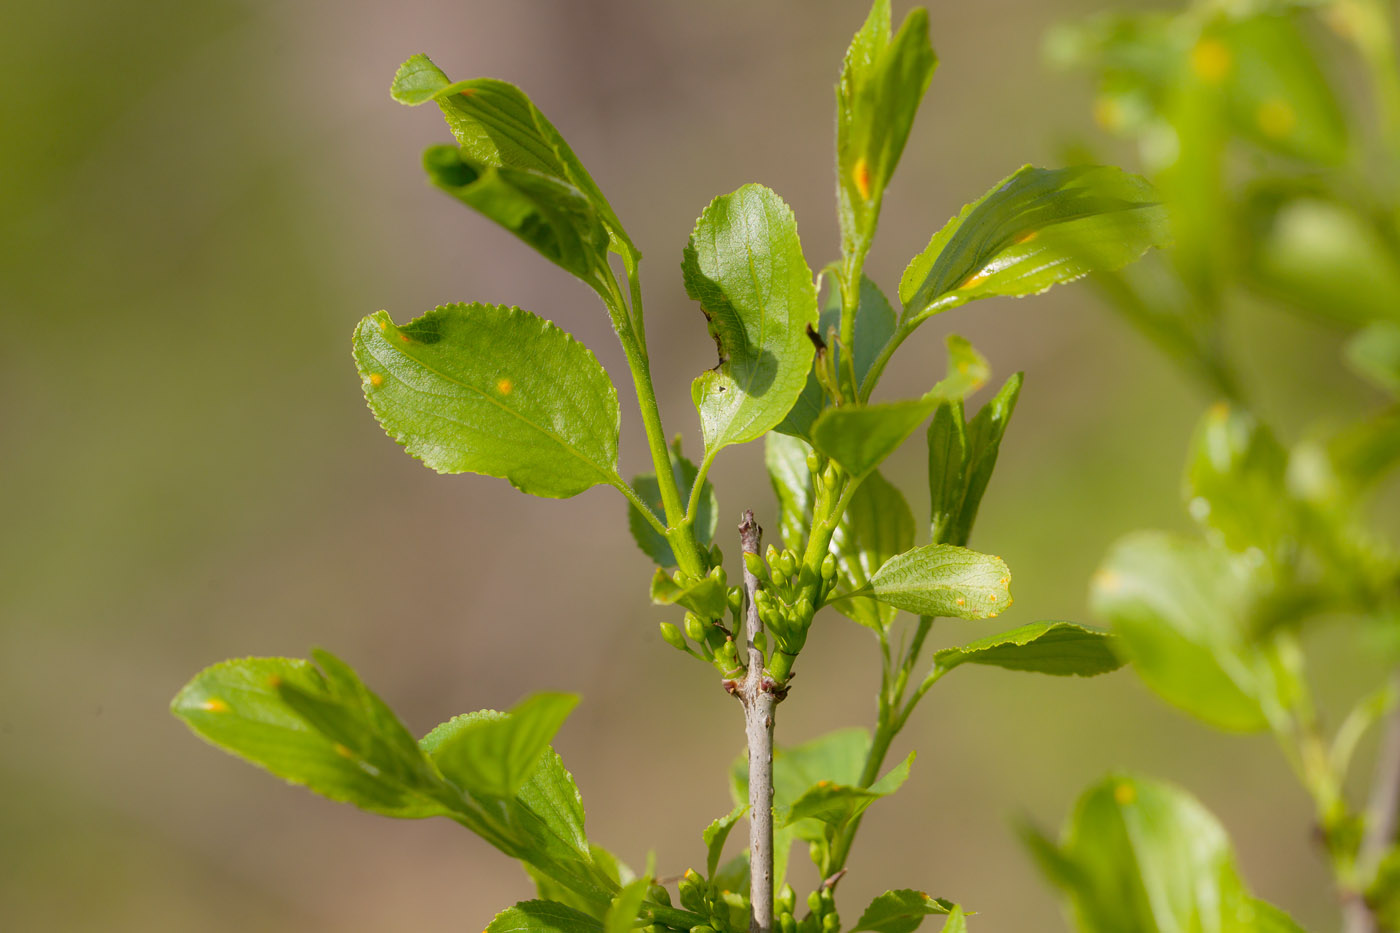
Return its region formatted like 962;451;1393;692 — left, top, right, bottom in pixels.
1;0;1388;930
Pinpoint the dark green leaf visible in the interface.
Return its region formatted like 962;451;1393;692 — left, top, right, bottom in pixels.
1030;773;1305;933
354;304;620;498
766;433;815;554
927;400;968;546
811;398;941;481
933;622;1123;677
778;276;898;438
837;0;938;255
684;184;819;454
429;692;580;799
422;144;610;287
864;545;1012;620
899;165;1168;324
703;805;747;879
832;470;915;631
1091;532;1273;732
172;656;447;818
391;55;632;251
852;890;954;933
487;900;606;933
942;374;1022;547
628;453;718;567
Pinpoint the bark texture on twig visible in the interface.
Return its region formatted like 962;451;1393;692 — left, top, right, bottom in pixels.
1347;674;1400;933
738;510;776;933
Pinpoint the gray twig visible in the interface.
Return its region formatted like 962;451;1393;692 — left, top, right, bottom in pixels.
739;510;776;933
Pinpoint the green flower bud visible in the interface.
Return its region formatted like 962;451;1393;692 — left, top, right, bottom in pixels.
794;595;813;622
743;551;768;579
809;841;824;868
659;622;687;651
765;543;781;570
807;891;823;914
684;612;706;643
690;926;716;933
780;915;798;933
777;885;796;915
727;586;744;613
806;451;821;474
822;463;839;489
646;884;672;907
710;543;724;566
820;553;837;580
779;550;798;578
753;631;768;655
708;564;727;587
822;914;840;933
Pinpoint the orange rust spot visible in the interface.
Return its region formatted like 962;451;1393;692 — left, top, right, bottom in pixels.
959;270;989;290
398;333;411;343
1191;38;1231;83
267;674;283;688
956;598;966;606
201;698;230;713
1015;230;1038;245
1114;782;1136;805
459;88;476;98
334;743;355;758
988;594;997;601
817;780;831;788
377;319;388;332
368;373;384;387
853;156;872;201
496;377;513;395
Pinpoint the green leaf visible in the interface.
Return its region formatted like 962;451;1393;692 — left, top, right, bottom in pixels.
422;144;610;287
852;890;954;933
898;165;1168;324
1091;532;1274;732
172;656;447;818
487;900;606;933
628;453;718;568
864;545;1012;620
837;0;938;255
1183;403;1295;559
354;304;620;498
428;692;580;799
603;879;649;933
1246;196;1400;329
1030;773;1304;933
683;184;819;455
766;433;815;554
930;335;991;400
832;470;915;631
811;397;941;482
1348;322;1400;394
703;805;747;879
391;55;632;251
933;622;1123;677
782;752;913;831
1216;13;1348;164
938;907;967;933
649;568;728;620
777;275;898;438
934;374;1022;547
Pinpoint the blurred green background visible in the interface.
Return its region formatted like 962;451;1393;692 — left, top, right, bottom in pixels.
2;0;1390;930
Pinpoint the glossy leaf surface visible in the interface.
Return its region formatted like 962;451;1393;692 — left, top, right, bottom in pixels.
684;184;819;454
852;890;954;933
931;374;1022;546
899;165;1168;324
650;568;728;620
865;544;1012;620
837;0;937;253
782;752;913;832
354;304;620;498
487;900;605;933
392;55;631;250
427;692;579;799
172;656;446;818
1183;403;1294;559
933;622;1123;677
